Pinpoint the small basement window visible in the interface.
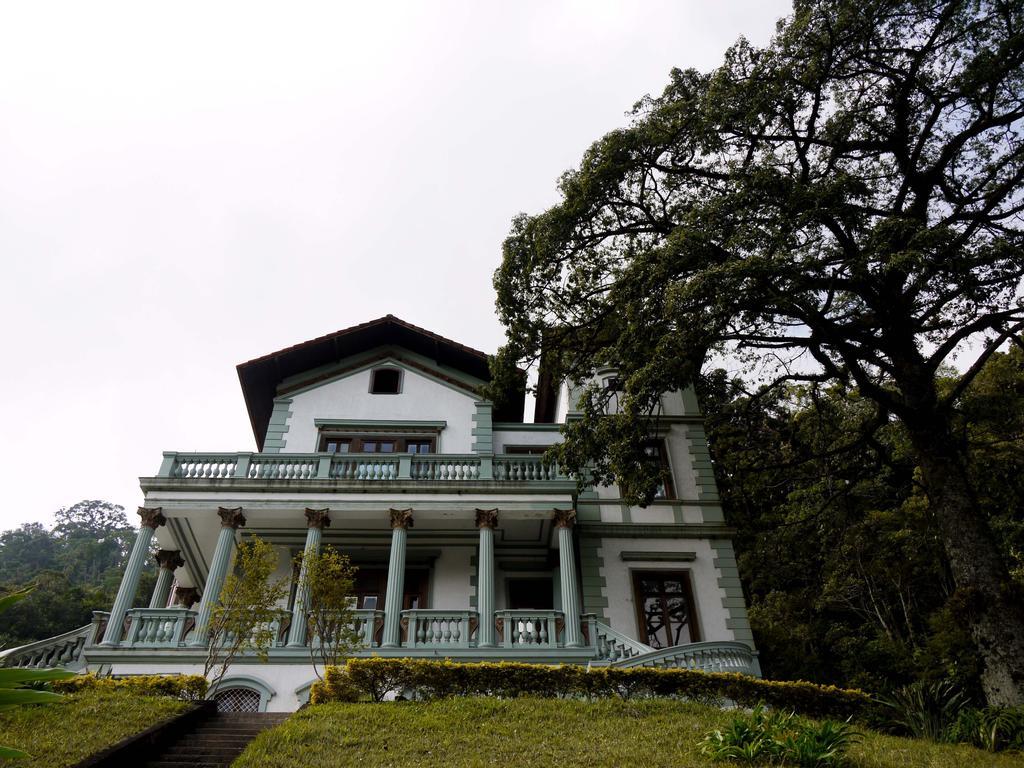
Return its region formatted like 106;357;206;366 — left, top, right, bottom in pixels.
370;368;401;394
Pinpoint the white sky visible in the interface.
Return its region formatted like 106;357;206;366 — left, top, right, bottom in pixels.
0;0;792;530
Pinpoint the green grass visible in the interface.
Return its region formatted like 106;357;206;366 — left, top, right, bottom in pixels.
0;689;192;767
233;698;1024;768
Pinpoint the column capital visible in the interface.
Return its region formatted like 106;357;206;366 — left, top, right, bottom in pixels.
552;508;577;529
389;508;414;529
138;507;166;529
217;507;246;529
154;549;184;571
305;508;331;529
475;508;499;529
175;587;200;608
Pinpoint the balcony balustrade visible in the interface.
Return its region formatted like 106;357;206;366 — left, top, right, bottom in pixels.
2;607;758;678
156;451;571;485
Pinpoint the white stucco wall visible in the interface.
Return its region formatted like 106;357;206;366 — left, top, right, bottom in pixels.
104;661;316;713
430;546;473;609
597;538;732;644
282;362;478;453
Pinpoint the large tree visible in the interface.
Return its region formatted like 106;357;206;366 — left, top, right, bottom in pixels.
491;0;1024;704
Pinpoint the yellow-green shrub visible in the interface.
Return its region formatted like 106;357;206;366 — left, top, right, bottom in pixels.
310;666;362;704
51;673;208;701
312;659;875;722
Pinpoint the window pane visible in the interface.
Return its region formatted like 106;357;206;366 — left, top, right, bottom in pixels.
370;368;401;394
380;442;395;453
643;597;669;649
363;442;377;453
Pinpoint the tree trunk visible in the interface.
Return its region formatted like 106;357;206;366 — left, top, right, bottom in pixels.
904;415;1024;706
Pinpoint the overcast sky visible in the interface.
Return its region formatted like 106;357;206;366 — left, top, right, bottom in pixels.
0;0;792;530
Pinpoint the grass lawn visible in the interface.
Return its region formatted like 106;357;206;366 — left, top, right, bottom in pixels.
233;698;1024;768
0;689;192;767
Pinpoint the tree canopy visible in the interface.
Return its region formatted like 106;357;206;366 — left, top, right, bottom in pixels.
491;0;1024;704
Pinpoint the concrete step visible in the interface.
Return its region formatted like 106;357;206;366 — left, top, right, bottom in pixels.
139;708;289;768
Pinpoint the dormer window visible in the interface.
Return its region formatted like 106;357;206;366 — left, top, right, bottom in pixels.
370;367;401;394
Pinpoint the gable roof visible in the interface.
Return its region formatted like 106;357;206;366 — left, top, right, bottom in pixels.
237;315;525;449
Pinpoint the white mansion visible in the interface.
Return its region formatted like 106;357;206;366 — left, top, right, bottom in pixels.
1;316;758;711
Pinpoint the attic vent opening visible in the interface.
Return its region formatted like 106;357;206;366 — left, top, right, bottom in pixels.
370;368;401;394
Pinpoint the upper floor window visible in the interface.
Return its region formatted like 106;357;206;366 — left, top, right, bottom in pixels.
320;434;434;454
642;439;674;499
506;445;549;455
370;368;401;394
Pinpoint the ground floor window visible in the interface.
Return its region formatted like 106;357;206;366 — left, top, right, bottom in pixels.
631;570;700;648
214;687;261;713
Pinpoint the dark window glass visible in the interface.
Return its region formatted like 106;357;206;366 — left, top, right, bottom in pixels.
379;441;395;453
370;368;401;394
642;440;674;499
407;441;432;454
325;439;351;454
506;445;549;455
632;570;699;648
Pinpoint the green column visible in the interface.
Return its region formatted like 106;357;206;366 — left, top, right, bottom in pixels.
475;509;498;647
287;508;330;647
149;550;184;609
381;508;413;648
554;509;582;647
188;507;246;647
101;507;166;646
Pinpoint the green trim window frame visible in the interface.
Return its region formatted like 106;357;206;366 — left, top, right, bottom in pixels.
631;569;700;648
319;434;436;454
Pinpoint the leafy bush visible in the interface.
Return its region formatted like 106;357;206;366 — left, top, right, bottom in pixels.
309;659;876;722
309;666;362;704
51;673;207;701
946;705;1024;752
875;680;967;740
699;704;860;767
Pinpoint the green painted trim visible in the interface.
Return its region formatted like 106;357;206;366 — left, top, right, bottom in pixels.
469;554;478;608
680;386;702;415
492;423;564;432
263;398;293;454
578;523;737;539
710;539;756;646
314;419;447;430
578;536;608;623
683;423;724;520
207;675;276;711
620;504;632;524
471;402;494;455
619;551;697;562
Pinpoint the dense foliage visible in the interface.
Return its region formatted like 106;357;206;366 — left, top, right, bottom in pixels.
490;0;1024;704
311;659;876;722
699;704;860;766
702;348;1024;697
50;673;208;701
0;500;153;649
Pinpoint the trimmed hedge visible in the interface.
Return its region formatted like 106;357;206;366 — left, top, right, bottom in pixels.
311;659;876;722
51;673;208;700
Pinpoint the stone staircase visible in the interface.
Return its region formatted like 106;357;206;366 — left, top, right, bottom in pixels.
140;712;290;768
